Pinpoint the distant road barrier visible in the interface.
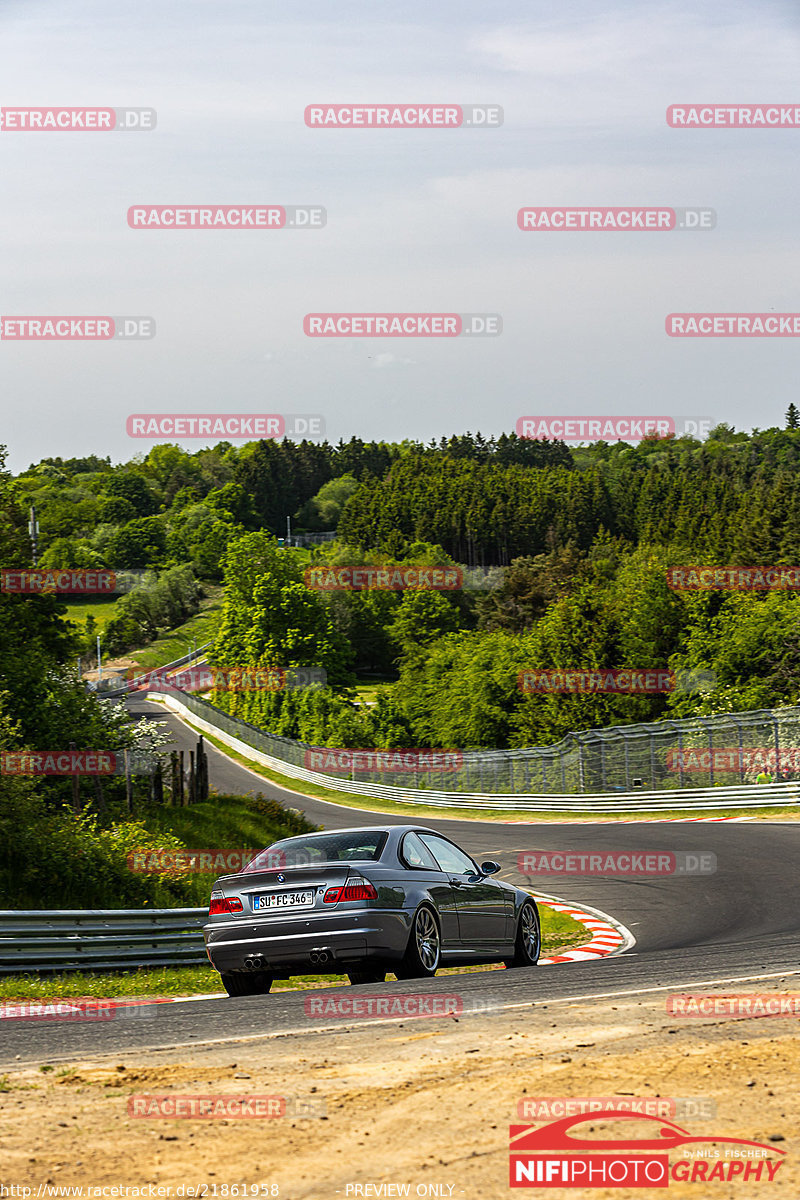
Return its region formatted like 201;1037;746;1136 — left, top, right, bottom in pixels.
88;642;213;698
152;692;800;812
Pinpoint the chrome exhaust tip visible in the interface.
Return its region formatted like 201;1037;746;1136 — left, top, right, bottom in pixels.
244;955;264;971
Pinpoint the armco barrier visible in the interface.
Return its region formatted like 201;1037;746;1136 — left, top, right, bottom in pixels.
154;692;800;812
89;642;213;698
0;909;207;975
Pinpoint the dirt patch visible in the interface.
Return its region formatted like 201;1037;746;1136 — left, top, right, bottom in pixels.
82;656;139;681
0;993;795;1198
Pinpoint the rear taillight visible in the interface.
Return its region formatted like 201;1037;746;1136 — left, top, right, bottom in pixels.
323;878;378;904
209;895;243;915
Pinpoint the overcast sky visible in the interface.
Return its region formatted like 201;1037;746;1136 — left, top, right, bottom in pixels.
1;0;799;471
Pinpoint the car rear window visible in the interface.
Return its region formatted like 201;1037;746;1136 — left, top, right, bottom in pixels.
242;830;388;871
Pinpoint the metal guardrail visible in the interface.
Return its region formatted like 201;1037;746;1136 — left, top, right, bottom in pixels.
0;909;207;975
90;643;213;698
157;692;800;812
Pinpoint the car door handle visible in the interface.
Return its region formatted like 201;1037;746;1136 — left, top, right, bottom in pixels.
450;878;464;888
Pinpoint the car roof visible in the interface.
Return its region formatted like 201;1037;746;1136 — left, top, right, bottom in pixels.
271;824;440;839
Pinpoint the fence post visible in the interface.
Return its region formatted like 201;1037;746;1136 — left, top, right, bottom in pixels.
732;714;745;784
773;714;781;781
151;758;163;805
69;741;80;813
92;773;107;815
170;751;179;804
124;749;133;815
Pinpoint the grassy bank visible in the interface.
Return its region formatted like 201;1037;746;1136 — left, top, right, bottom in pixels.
128;591;223;672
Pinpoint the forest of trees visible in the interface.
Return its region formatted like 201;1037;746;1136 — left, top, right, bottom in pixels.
5;419;800;762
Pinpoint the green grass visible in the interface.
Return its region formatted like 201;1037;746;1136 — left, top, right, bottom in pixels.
353;675;397;705
0;905;587;1001
147;794;314;851
150;705;800;824
62;597;120;632
129;594;222;672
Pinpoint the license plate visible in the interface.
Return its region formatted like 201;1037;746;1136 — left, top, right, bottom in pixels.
253;890;314;911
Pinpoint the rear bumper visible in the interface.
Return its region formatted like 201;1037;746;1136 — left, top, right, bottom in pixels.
203;909;411;974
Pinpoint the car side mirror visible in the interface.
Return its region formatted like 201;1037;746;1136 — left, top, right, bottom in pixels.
480;860;501;875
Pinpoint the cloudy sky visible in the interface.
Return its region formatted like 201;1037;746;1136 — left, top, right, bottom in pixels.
1;0;799;470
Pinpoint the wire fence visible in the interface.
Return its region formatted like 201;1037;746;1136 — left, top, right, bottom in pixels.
171;691;800;795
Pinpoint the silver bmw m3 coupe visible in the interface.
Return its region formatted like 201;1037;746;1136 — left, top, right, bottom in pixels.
203;824;540;995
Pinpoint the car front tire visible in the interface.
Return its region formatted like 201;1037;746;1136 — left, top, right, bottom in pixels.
396;905;441;978
221;971;274;996
504;901;540;968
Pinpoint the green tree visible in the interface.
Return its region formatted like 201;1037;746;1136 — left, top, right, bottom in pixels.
214;532;353;682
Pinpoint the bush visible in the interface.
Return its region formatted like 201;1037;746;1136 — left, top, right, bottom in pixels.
102;565;201;656
0;786;318;910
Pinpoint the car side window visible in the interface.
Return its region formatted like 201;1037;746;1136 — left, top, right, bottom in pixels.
418;834;478;876
400;832;442;871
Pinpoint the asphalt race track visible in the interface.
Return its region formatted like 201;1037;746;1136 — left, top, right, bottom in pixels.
3;696;799;1067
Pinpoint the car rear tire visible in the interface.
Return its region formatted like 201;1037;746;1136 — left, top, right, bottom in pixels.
504;901;540;968
347;970;387;985
221;971;274;996
395;905;441;978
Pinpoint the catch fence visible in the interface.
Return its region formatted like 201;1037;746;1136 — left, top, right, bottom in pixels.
169;691;800;796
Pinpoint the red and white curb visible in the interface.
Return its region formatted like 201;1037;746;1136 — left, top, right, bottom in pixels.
532;891;636;965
